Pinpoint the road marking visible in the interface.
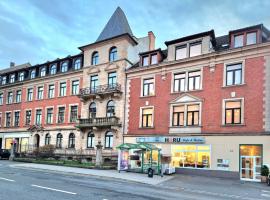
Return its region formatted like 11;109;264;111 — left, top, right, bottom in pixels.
0;177;15;182
31;184;77;195
261;193;270;198
262;190;270;193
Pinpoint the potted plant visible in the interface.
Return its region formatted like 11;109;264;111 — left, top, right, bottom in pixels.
261;165;269;183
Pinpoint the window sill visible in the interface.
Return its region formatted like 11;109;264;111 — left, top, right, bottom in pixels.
221;124;246;127
140;95;156;98
171;89;203;95
104;147;113;150
169;125;202;128
222;83;246;88
86;147;95;150
139;126;155;129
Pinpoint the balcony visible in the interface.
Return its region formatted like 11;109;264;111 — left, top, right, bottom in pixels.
78;83;122;101
76;116;121;129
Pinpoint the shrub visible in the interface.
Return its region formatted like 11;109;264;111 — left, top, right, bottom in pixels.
261;165;269;176
38;145;56;159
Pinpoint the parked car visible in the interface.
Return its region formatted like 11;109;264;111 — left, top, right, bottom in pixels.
0;149;11;159
268;174;270;186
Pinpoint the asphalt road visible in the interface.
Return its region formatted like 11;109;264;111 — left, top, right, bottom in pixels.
0;160;269;200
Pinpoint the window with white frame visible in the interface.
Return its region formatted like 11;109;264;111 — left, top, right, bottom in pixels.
56;133;63;148
141;107;153;128
0;113;2;127
189;42;202;57
176;44;187;60
10;74;15;83
142;56;149;66
187;104;200;126
5;112;11;127
172;105;184;126
35;109;42;125
61;62;68;72
46;108;53;124
91;52;99;65
68;133;75;148
142;78;154;96
50;64;57;75
188;71;201;90
246;32;257;45
27;88;33;101
16;90;22;103
2;76;6;85
90;75;99;92
30;70;36;79
7;91;13;104
87;132;95;148
105;131;113;148
109;47;117;62
37;86;44;100
58;107;65;123
14;111;20;127
19;72;24;81
234;34;244;48
226;63;242;86
25;110;31;125
71;80;79;95
224;100;242;125
174;73;185;92
59;82;66;96
40;67;46;77
48;84;55;98
45;133;51;145
74;58;81;70
0;93;3;105
70;105;78;122
150;54;158;65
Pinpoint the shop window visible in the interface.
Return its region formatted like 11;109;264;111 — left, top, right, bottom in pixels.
20;138;29;152
141;107;153;128
142;78;154;96
225;100;242;124
171;145;211;169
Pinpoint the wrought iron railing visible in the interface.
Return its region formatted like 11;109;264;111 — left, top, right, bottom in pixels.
77;116;120;128
79;83;121;96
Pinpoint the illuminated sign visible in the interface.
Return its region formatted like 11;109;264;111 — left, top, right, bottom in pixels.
136;137;205;144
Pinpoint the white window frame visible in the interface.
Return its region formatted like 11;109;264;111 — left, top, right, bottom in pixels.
70;79;80;95
0;93;3;105
27;87;34;101
59;81;67;97
35;108;43;125
139;106;154;128
13;110;21;127
5;111;12;127
222;98;244;125
141;75;155;97
223;60;245;87
56;105;66;124
36;85;44;100
0;112;2;127
6;91;13;104
45;106;54;124
24;109;32;126
68;103;79;123
47;83;55;99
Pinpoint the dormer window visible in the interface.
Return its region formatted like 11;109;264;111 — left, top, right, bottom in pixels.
176;45;187;60
10;74;15;83
189;42;202;57
61;62;68;72
74;58;81;70
109;47;117;62
2;76;6;85
247;32;257;45
30;70;36;79
150;54;158;65
19;72;24;81
234;34;244;48
142;56;149;66
91;52;99;65
50;64;57;75
40;67;46;77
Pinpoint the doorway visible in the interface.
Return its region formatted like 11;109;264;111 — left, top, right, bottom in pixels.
0;138;2;149
34;134;40;148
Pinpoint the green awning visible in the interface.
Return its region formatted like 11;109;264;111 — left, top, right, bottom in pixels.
117;143;160;150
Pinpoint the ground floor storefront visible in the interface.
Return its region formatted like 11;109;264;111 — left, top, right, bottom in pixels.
123;134;270;182
0;131;31;152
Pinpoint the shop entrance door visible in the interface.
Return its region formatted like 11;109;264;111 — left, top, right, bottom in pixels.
0;138;2;149
240;156;261;182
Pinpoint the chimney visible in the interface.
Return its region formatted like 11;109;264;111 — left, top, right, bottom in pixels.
10;62;15;68
148;31;155;51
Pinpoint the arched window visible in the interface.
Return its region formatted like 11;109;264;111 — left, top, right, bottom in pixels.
91;52;99;65
74;59;81;70
61;62;68;72
30;70;36;79
89;102;96;118
19;72;24;81
50;64;57;75
40;67;46;77
87;132;95;148
56;133;63;148
68;133;75;148
106;100;115;117
109;47;117;62
105;131;113;148
45;133;51;145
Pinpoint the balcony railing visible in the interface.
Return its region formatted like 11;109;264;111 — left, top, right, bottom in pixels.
78;83;121;99
76;116;121;129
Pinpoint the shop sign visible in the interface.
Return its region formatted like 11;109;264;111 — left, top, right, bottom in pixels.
136;137;205;144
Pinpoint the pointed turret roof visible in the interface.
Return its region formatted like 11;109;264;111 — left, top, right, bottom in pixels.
96;7;133;42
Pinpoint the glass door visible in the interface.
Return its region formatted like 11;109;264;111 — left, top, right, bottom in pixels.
240;156;261;182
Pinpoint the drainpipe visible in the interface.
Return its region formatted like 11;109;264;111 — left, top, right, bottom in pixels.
122;70;128;145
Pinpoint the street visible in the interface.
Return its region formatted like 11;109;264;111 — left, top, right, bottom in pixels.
0;160;270;200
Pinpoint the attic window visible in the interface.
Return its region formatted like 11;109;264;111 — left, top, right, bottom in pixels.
142;56;149;66
150;54;158;65
189;42;202;57
247;32;257;45
234;34;244;48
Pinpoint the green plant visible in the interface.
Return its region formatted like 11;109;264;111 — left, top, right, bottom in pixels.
261;165;269;176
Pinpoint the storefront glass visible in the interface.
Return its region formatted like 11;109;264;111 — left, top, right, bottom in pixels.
20;138;29;152
5;138;13;150
171;145;211;169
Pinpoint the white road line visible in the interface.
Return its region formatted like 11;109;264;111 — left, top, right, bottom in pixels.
261;193;270;198
262;190;270;193
0;177;15;182
31;184;77;195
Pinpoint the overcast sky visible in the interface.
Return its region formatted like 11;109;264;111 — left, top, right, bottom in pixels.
0;0;269;69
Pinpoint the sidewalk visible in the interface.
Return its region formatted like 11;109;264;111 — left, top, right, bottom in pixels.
10;163;174;185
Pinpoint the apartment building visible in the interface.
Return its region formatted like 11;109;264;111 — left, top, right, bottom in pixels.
124;24;270;181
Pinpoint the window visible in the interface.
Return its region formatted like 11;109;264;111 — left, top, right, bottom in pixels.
70;105;78;122
68;133;75;148
141;107;153;128
35;109;42;125
109;47;117;62
106;100;115;117
7;91;13;104
87;132;95;148
90;75;99;93
61;62;68;72
30;70;36;79
48;84;55;98
0;93;3;105
58;107;65;123
25;110;31;125
108;72;117;88
187;104;200;126
225;100;241;124
6;112;11;127
27;88;33;101
46;108;53;124
59;82;66;96
72;80;79;95
16;90;22;103
234;34;244;48
171;145;210;168
19;72;24;81
143;78;154;96
40;67;46;77
0;113;2;127
174;73;185;92
45;134;51;145
50;64;57;75
105;131;113;148
150;54;158;65
247;32;257;45
91;52;99;65
226;63;242;86
172;105;184;126
37;86;44;100
10;74;15;83
2;76;6;85
188;71;201;91
176;45;187;60
142;56;149;66
56;133;63;148
89;102;96;118
14;111;20;127
74;59;81;70
189;42;202;57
